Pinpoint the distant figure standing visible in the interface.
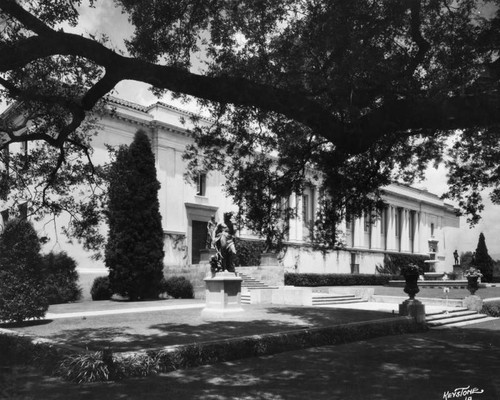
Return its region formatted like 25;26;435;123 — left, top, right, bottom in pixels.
453;250;459;265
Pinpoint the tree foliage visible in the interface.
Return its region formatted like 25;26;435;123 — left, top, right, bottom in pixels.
474;232;494;282
41;251;82;304
0;218;48;322
2;1;500;246
105;130;164;300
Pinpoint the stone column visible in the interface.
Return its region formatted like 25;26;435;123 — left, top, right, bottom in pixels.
414;211;420;253
288;193;298;241
386;206;395;251
354;216;364;247
400;209;410;252
371;216;381;249
296;194;304;241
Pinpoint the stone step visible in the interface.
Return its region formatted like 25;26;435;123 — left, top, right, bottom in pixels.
426;309;478;322
313;294;356;299
427;312;491;327
314;299;367;306
432;316;498;328
238;272;276;291
425;307;469;316
311;294;365;305
240;294;251;304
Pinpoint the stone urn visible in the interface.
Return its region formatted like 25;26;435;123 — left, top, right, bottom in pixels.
404;272;420;300
467;276;479;295
399;267;425;322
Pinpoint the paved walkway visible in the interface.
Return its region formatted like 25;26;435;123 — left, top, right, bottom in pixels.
45;303;204;320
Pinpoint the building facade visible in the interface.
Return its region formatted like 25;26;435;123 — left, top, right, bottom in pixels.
0;97;460;274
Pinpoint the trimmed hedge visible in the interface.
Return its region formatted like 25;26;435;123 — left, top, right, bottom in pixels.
285;273;401;286
482;301;500;317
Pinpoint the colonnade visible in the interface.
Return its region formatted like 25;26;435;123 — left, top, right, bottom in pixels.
346;205;439;255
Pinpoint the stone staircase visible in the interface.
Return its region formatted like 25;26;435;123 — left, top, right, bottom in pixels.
426;308;498;328
239;273;276;290
311;293;366;306
238;272;277;304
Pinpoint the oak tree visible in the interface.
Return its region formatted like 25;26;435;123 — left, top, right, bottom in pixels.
1;0;500;246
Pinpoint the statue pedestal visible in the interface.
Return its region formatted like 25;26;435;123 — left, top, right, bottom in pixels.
199;248;217;264
201;272;244;319
452;265;463;279
399;299;426;323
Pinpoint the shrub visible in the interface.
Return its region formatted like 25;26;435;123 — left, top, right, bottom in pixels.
482;301;500;317
235;238;266;266
0;219;49;323
41;252;82;304
58;351;111;383
285;273;400;286
90;276;113;301
163;276;194;299
117;353;160;377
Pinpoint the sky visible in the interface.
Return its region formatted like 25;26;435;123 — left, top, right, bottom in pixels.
4;1;500;258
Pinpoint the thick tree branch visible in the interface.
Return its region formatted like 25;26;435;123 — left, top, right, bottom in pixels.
406;0;430;75
0;76;86;148
0;0;498;157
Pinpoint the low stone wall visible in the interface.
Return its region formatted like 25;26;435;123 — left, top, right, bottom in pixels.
371;295;464;307
321;286;375;301
236;265;284;287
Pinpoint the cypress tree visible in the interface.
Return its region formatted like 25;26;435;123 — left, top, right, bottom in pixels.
474;232;494;282
105;130;164;300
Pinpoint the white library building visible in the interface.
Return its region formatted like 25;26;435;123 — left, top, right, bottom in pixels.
1;97;460;275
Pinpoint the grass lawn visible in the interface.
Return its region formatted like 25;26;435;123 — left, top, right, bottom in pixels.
1;303;396;353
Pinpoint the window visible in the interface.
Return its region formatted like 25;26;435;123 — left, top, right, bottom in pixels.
350;253;359;274
196;173;206;196
430;222;435;237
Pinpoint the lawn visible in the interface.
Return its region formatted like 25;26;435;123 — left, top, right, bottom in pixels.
1;303;396;353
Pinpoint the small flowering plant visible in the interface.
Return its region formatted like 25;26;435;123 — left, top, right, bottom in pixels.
401;263;421;276
464;267;483;279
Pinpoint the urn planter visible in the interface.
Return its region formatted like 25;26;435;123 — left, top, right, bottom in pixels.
466;276;479;295
403;273;420;300
399;271;425;323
